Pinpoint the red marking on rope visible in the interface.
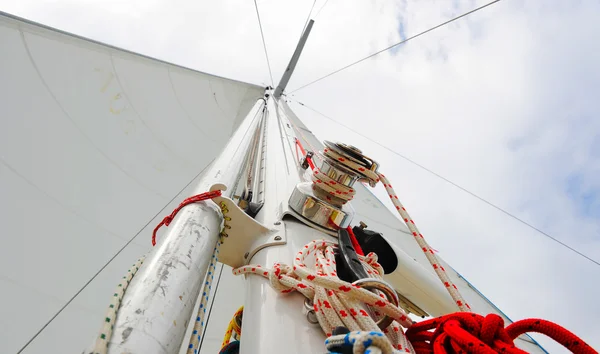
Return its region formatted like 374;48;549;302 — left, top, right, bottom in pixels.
323;301;332;309
422;247;427;252
251;268;255;271
441;266;446;271
394;326;400;332
263;272;268;276
339;285;352;292
452;284;458;290
350;308;358;316
340;310;348;317
374;300;386;307
307;274;316;281
297;283;307;289
432;264;438;269
327;290;334;296
444;282;450;287
338;157;345;162
152;190;222;246
412;232;418;236
360;309;369;317
281;289;293;294
358;167;366;171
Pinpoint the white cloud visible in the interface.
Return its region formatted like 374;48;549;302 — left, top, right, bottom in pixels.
1;0;599;352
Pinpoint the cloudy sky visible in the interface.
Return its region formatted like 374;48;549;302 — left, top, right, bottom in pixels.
2;0;599;352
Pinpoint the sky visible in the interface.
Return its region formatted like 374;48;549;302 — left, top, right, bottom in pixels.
1;0;599;352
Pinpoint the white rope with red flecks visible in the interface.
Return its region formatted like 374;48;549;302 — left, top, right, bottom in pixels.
312;146;471;312
233;239;415;352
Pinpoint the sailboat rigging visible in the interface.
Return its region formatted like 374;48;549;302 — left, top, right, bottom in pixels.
0;2;597;354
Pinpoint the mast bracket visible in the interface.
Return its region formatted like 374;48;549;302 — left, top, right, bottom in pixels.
210;184;286;267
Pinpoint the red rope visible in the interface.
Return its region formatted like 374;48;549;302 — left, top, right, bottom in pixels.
295;138;316;170
152;190;222;246
406;312;597;354
346;226;364;256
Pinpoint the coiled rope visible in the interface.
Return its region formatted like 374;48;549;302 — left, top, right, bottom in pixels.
307;145;470;312
234;239;415;352
405;312;597;354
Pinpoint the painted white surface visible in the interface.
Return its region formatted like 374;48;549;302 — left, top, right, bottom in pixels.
0;12;263;354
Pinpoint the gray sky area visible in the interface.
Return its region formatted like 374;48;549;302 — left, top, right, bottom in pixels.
1;0;599;352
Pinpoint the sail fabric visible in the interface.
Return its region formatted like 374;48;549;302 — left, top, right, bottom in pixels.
0;11;263;354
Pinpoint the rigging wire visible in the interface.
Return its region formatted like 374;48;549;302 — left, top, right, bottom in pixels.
289;98;600;267
313;0;331;20
288;0;502;94
253;0;275;87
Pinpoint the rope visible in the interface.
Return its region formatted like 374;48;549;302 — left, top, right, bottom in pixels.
233;239;415;352
152;190;223;246
405;312;598;354
186;201;230;354
90;257;145;354
221;306;244;349
302;145;470;312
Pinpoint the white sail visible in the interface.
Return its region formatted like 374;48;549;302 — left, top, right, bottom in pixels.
0;11;263;354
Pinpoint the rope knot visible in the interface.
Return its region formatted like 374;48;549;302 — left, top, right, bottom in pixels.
265;262;315;298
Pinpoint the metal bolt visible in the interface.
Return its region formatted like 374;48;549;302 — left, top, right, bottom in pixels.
274;235;282;241
274;221;281;225
359;221;368;229
244;252;249;259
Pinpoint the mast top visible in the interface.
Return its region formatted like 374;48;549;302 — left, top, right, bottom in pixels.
274;20;315;98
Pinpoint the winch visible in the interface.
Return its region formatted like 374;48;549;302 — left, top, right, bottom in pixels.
288;141;379;231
